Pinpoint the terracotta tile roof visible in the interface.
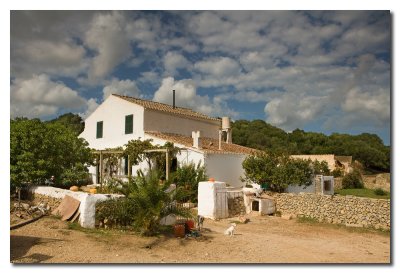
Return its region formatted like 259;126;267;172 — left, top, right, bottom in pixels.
145;131;259;155
113;94;220;122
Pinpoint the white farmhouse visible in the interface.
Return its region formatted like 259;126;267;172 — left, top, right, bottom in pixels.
79;94;257;188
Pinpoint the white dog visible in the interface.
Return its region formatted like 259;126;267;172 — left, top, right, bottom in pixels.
224;223;237;236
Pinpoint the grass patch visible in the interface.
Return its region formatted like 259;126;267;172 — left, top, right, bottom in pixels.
335;188;390;199
297;215;319;224
296;216;390;236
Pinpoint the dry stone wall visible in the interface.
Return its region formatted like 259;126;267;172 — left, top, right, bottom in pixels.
272;193;390;230
27;192;62;211
227;191;246;217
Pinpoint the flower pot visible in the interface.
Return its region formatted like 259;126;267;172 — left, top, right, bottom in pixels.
174;224;185;238
186;220;194;231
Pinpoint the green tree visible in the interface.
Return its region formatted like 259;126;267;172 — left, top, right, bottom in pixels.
242;152;313;192
10;118;93;189
49;112;85;135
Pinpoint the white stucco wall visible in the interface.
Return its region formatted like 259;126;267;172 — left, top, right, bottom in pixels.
144;109;220;138
29;186;122;228
79;95;145;150
204;153;247;188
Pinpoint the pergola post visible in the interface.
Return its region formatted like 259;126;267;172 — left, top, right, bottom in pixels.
99;150;103;187
166;150;169;181
127;155;131;177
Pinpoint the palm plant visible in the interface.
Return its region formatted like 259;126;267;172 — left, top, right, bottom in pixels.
127;170;193;236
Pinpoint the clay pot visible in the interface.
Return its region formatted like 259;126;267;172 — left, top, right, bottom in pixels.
174;224;185;238
89;188;97;194
209;177;215;182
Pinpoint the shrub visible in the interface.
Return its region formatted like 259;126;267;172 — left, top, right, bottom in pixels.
342;170;364;189
170;162;207;203
96;170;193;236
374;188;387;196
331;168;344;178
96;198;137;228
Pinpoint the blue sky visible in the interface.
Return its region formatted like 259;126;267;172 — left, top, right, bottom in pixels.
10;10;391;144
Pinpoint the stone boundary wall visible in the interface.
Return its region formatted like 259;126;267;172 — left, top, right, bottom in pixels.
272;193;390;230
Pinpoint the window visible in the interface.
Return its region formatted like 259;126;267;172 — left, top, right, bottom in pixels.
125;114;133;134
96;121;103;139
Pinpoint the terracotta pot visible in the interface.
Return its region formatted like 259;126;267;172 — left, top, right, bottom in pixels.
186;219;195;230
89;188;97;194
174;224;185;238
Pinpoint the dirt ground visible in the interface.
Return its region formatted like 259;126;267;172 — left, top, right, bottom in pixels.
10;213;390;264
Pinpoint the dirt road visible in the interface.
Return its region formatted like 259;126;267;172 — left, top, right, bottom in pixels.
10;215;390;263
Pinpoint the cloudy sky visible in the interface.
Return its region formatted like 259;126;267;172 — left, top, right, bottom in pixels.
10;10;391;144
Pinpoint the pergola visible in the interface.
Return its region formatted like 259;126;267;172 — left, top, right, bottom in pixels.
92;148;172;186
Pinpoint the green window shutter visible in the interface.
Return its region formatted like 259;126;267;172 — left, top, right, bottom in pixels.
96;121;103;139
125;114;133;134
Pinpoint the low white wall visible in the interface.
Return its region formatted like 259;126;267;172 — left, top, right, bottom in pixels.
28;186;122;228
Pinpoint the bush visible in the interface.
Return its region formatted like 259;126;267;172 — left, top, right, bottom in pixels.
374;188;387;196
342;170;364;189
170;162;207;203
331;168;344;178
96;198;137;228
96;170;193;236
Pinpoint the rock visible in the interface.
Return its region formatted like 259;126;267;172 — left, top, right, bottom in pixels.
21;203;30;210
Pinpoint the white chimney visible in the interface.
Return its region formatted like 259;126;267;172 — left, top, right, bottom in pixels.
218;130;222;150
221;117;232;144
192;131;201;149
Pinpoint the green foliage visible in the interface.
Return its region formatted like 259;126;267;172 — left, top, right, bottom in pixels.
58;163;92;189
49;112;85;135
97;171;193;236
10;118;93;189
311;160;331;175
335;188;390;199
123;138;155;168
96;197;137;227
170;162;208;203
373;188;387;196
342;170;364;189
231;120;390;173
242;152;313;192
332;168;344;177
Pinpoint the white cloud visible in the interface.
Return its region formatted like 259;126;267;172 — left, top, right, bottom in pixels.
102;78;141;100
12;40;88;78
153;77;237;118
163;51;190;76
342;88;390;124
81;98;100;118
264;93;327;130
11;74;86;118
85;12;131;81
194;57;241;78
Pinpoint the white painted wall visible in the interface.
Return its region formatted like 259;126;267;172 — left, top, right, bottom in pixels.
204;153;247;188
29;186;123;228
144;109;220;138
79;95;145;150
